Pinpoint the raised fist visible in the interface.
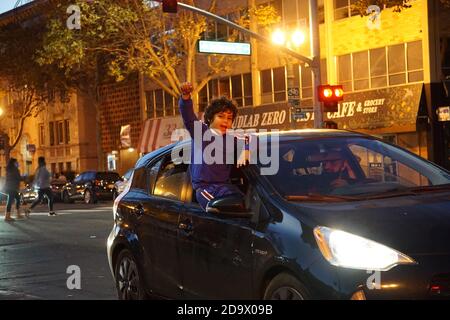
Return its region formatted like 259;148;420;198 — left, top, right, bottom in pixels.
180;82;193;98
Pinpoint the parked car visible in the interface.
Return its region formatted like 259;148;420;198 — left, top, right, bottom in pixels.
107;130;450;300
112;169;134;200
19;179;67;205
62;171;121;204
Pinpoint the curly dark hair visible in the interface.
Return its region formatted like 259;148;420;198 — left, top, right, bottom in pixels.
204;97;238;126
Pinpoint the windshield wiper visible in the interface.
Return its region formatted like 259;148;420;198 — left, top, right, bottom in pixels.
285;193;358;202
360;184;450;200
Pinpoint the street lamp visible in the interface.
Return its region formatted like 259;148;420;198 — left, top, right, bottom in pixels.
271;28;306;129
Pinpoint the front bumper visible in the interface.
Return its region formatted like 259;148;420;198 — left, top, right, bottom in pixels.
337;254;450;299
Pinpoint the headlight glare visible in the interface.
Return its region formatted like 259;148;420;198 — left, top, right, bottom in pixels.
314;226;416;271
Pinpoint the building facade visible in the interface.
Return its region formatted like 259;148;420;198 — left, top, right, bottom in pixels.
135;0;450;170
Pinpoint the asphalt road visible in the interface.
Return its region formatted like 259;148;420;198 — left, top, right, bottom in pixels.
0;202;117;300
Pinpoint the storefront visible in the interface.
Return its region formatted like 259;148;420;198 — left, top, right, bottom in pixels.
233;83;429;160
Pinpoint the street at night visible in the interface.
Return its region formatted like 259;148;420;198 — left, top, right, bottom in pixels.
0;202;115;300
1;0;450;303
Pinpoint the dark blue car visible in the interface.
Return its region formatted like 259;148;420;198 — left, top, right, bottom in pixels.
107;130;450;300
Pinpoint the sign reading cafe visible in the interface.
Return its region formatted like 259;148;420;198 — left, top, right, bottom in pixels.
233;84;424;133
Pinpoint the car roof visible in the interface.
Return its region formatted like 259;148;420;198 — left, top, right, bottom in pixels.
134;129;369;169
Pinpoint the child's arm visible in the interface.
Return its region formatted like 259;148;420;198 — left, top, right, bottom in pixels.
179;82;199;138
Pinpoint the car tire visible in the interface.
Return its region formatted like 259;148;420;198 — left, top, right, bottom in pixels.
263;273;310;300
114;249;147;300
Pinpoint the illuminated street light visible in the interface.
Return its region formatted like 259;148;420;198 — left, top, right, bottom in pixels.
271;29;286;46
291;30;306;47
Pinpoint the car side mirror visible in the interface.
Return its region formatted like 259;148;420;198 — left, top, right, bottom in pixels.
206;195;252;219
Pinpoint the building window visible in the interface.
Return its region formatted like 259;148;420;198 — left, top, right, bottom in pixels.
198;73;253;110
146;91;155;119
57;121;64;145
155;89;164;118
58;162;64;173
202;11;248;42
49;122;55;146
388;44;406;85
337;43;423;92
51;163;56;175
334;0;358;20
407;41;424;82
338;54;352;92
260;67;286;104
66;162;72;172
39;124;45;146
64;120;70;144
370;47;387;88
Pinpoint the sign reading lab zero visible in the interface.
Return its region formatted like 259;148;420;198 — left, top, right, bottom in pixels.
233;83;424;133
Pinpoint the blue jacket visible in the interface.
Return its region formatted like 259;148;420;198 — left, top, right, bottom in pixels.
179;98;241;190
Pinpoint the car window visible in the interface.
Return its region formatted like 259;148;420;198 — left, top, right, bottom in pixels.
123;169;133;181
153;157;188;201
73;175;82;183
262;137;450;198
131;167;148;191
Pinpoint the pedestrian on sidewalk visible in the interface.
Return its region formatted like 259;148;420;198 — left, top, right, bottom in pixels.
26;157;56;216
3;158;24;222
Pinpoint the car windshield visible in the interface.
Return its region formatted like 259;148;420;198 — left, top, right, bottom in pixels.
259;136;450;199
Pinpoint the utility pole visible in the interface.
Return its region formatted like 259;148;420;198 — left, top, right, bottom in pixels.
309;0;323;128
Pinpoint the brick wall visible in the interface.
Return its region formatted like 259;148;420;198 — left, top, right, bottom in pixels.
99;75;142;153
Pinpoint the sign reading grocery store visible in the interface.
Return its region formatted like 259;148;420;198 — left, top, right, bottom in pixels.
233;84;423;133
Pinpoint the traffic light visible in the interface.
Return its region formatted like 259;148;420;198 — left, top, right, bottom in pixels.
162;0;178;13
318;85;344;112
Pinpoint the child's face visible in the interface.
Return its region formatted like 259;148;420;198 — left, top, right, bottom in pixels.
210;110;234;135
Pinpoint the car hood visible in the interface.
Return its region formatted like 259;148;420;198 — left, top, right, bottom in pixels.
291;191;450;256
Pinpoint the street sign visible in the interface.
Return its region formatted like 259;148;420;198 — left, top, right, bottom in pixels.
198;40;251;56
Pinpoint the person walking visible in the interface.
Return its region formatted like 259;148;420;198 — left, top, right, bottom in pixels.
25;157;56;216
3;158;24;222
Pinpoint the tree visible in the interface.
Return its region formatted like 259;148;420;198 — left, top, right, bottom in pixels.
0;16;67;161
38;0;279;107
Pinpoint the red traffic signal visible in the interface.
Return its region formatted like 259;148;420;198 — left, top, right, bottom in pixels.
162;0;178;13
318;85;344;103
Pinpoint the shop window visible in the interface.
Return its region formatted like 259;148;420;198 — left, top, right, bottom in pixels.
260;69;273;104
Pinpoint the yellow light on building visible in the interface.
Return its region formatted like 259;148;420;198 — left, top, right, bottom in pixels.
0;107;4;117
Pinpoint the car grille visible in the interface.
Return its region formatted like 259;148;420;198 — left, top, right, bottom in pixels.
429;273;450;298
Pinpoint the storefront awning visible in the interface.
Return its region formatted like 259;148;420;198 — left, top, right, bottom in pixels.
233;83;425;134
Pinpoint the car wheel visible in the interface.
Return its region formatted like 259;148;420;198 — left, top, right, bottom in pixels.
84;190;93;204
263;273;310;300
114;249;147;300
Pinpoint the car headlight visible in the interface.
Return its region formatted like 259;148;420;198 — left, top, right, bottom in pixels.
313;226;417;271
